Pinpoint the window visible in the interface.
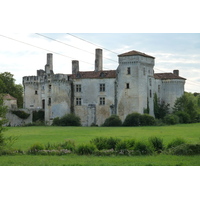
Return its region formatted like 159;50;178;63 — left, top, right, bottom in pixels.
100;97;105;105
76;98;81;106
48;98;51;106
158;85;161;93
150;90;152;98
49;85;52;91
143;68;146;76
127;67;131;74
76;84;81;92
149;78;152;86
35;90;38;95
126;83;130;89
100;83;105;92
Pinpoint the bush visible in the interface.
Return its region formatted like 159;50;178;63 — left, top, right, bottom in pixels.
115;139;136;155
103;115;122;127
123;113;141;126
168;144;200;155
56;140;75;151
90;137;121;150
76;144;97;155
149;137;164;153
28;143;44;154
163;114;179;125
174;111;191;124
140;114;156;126
52;114;81;126
134;141;152;155
167;138;186;149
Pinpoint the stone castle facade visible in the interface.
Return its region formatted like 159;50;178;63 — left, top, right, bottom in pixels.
23;49;186;126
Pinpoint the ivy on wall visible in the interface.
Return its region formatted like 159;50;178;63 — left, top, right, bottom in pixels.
11;110;30;119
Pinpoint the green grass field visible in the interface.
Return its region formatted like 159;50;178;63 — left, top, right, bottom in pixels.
1;123;200;166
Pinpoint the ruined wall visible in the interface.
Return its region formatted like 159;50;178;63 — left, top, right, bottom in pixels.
5;109;32;126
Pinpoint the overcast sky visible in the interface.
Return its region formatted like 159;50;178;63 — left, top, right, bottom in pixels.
0;33;200;93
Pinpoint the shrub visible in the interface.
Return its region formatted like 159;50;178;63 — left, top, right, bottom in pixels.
123;113;141;126
140;114;156;126
90;137;121;150
56;140;75;151
174;111;191;124
52;114;81;126
134;141;152;155
167;138;186;149
76;144;97;155
149;137;164;153
163;114;179;125
52;117;60;126
103;115;122;127
168;144;200;155
115;139;135;155
28;143;44;154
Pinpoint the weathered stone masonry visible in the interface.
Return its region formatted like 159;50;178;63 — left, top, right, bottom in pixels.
23;49;186;126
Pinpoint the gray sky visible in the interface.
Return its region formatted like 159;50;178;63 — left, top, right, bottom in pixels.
0;33;200;93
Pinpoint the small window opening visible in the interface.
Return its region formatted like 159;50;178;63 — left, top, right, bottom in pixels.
126;83;130;89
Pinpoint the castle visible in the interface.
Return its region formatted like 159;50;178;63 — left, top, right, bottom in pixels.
23;49;186;126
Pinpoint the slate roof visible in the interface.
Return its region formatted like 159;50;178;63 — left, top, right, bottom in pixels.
70;70;117;79
154;73;186;80
118;50;155;59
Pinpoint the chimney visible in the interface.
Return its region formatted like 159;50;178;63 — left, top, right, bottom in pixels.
72;60;79;74
95;49;103;71
173;70;179;76
47;53;53;71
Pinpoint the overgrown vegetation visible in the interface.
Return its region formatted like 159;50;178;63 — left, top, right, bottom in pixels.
11;110;30;119
32;110;44;122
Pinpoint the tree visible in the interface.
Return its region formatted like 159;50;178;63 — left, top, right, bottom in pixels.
0;72;23;108
0;95;8;134
153;93;170;119
173;92;200;122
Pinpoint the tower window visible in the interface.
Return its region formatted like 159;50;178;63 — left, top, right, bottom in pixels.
35;90;38;95
48;98;51;106
149;78;152;86
126;83;130;89
143;68;146;76
127;67;131;74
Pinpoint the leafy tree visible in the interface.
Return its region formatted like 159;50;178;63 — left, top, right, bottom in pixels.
0;95;8;139
173;92;200;122
0;72;23;108
153;93;170;119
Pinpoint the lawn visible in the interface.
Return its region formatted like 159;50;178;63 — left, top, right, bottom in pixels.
0;123;200;166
